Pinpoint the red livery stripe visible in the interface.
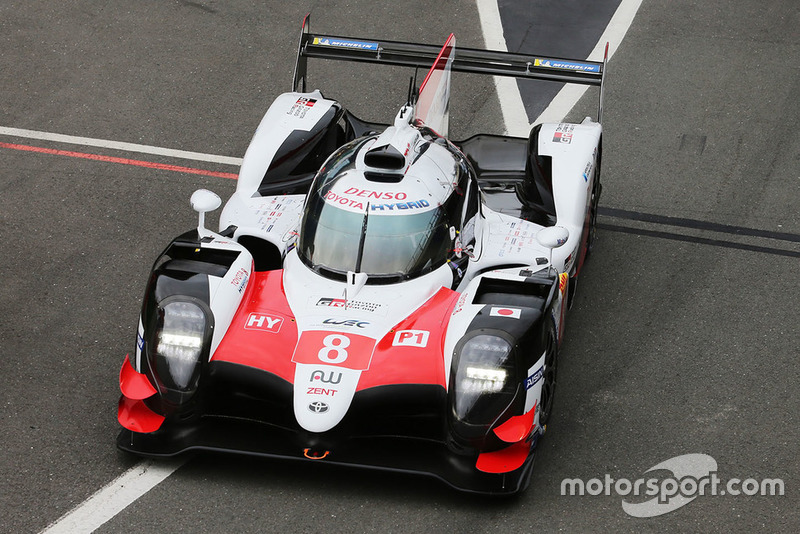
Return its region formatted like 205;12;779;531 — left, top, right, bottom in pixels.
213;271;460;391
362;287;459;390
211;270;298;382
0;141;238;180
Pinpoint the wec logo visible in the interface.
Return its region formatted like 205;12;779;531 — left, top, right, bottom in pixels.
322;318;369;328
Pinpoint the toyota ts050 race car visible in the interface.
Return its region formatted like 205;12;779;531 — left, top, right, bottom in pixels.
117;17;607;494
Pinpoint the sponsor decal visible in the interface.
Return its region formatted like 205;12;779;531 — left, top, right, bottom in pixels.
342;187;406;200
553;123;575;144
490;307;521;319
317;297;347;308
322;318;369;328
452;291;469;315
556;273;569;343
525;366;544;390
308;401;329;413
323;190;430;212
559;272;569;294
392;330;429;348
292;331;375;370
244;313;283;333
287;97;317;119
230;267;249;293
312;37;379;51
323;191;368;210
496;220;539;257
307;387;337;396
316;297;382;313
309;370;342;384
136;332;145;351
582;160;593;182
369;200;430;211
534;57;601;73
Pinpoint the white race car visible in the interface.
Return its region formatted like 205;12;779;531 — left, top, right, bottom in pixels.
117;17;607;494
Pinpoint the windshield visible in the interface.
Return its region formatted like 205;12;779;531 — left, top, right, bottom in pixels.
300;200;451;278
298;138;454;280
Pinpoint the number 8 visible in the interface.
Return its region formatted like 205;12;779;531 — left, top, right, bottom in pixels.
318;334;350;364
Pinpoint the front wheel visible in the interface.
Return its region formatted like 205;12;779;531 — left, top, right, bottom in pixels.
537;322;559;427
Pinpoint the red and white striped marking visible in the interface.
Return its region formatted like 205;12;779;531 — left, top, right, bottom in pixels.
0;126;241;180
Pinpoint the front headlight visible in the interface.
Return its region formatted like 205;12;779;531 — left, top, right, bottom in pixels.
453;334;516;421
463;366;507;393
148;299;211;396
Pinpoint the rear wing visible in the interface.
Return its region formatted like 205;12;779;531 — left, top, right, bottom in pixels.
292;15;608;123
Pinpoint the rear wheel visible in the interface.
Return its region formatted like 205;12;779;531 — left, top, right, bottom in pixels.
586;182;601;255
586;144;602;256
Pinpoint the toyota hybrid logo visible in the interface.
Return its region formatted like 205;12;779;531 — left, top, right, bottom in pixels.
308;401;329;413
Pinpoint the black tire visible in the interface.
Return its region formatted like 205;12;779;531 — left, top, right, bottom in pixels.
537;322;559;427
585;143;602;257
586;181;601;256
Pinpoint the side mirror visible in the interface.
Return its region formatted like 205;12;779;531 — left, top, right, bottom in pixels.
536;226;569;249
536;226;569;272
190;189;221;237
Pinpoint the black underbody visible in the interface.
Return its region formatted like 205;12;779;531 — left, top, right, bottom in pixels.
118;361;538;495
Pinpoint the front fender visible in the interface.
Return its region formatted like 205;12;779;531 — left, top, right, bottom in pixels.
131;230;253;414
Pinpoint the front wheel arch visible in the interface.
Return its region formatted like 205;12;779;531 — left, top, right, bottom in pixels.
537;321;559;427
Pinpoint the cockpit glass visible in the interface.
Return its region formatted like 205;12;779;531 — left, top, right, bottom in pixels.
298;138;455;280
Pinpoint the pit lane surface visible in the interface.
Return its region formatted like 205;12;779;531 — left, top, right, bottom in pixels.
1;1;798;532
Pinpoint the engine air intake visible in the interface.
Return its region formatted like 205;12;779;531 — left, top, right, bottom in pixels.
364;144;405;170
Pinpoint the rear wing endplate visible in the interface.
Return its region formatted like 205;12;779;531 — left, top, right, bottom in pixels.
292;15;608;122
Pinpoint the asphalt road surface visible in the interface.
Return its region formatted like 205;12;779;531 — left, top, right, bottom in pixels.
1;0;797;532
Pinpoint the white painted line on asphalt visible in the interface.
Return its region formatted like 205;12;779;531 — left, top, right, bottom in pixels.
475;0;532;137
533;0;644;125
39;458;187;534
0;126;243;166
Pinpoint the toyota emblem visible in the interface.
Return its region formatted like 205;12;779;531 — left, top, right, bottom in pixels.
308;401;329;413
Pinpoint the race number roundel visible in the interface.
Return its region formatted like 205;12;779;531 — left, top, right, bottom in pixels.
292;331;375;370
317;334;349;364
